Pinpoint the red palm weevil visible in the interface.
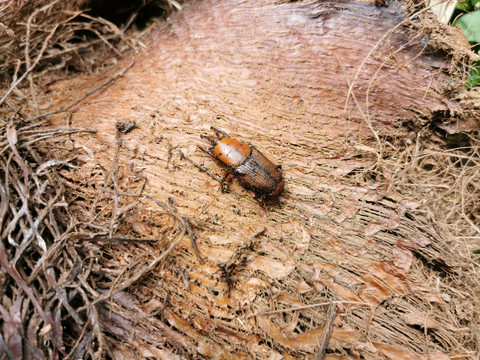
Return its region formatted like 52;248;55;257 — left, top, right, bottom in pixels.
200;127;284;198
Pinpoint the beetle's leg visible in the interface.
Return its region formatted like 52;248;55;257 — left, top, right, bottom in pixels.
211;126;230;138
221;170;232;182
197;144;217;159
200;134;218;145
197;144;210;153
252;192;268;206
219;170;233;192
251;191;264;202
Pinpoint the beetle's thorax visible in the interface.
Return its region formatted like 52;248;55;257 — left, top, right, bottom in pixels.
214;138;251;167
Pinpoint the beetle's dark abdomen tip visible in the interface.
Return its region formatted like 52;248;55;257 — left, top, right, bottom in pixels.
270;177;284;197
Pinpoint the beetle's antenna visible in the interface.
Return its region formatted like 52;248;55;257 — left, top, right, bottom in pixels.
210;126;229;138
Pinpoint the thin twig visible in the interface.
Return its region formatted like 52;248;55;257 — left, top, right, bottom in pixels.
105;237;161;243
91;222;186;306
252;301;369;317
334;53;381;150
109;124;123;238
91;191;204;305
177;149;223;183
314;302;338;360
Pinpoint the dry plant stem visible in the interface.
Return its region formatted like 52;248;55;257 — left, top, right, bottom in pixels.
334;53;382;151
184;220;204;265
0;231;64;354
26;58;135;122
136;192;204;265
107;122;138;236
25;4;42;115
0;129;75;356
44;266;84;326
65;317;91;359
91;228;184;306
90;28;122;57
77;286;104;358
0;127;96;156
31;31;115;65
27;74;39;115
315;302;338;360
109;127;122;238
26;229;72;284
89;237;161;243
80;13;135;52
253;301;369;317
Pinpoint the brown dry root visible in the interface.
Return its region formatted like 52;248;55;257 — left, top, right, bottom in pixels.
0;0;136;90
0;118;201;358
0;121;100;358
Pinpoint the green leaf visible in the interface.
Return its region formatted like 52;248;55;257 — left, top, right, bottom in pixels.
465;61;480;89
453;10;480;44
456;0;472;11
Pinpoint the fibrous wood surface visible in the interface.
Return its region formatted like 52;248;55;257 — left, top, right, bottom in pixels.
4;0;478;359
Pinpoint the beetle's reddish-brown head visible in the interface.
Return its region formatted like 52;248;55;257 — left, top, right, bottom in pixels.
199;126;229;147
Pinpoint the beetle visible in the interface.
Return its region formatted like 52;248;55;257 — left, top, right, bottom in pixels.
199;126;284;198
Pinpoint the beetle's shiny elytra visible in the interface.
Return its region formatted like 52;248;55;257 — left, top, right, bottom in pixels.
200;127;284;198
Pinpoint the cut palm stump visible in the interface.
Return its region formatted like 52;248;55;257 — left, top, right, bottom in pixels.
36;0;476;359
